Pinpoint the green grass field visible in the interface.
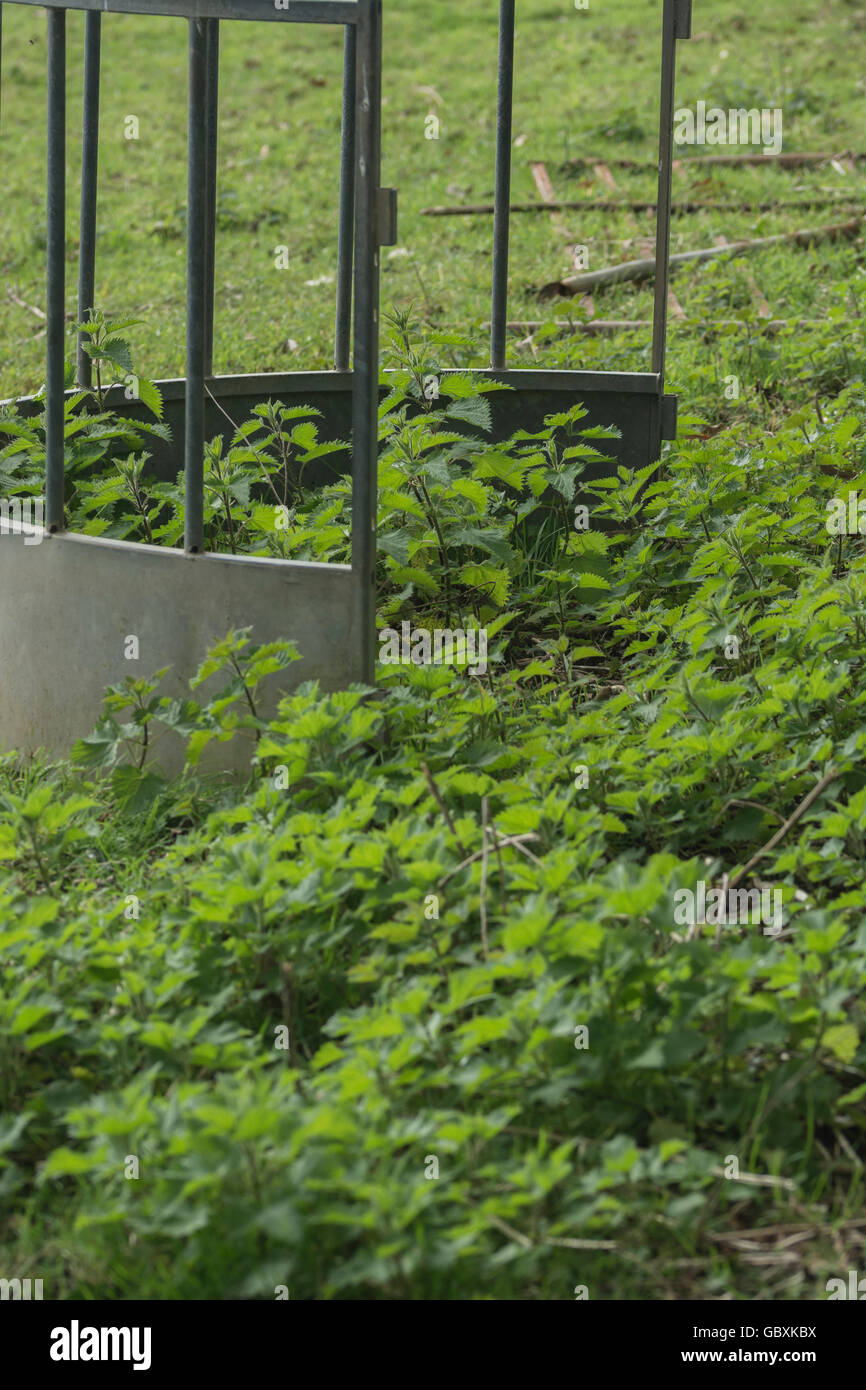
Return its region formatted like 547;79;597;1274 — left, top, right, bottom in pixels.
2;0;866;1304
2;0;865;404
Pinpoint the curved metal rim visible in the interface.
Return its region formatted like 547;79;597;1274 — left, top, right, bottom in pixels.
2;1;360;24
1;366;665;414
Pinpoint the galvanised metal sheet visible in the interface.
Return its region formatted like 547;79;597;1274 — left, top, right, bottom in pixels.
0;529;359;773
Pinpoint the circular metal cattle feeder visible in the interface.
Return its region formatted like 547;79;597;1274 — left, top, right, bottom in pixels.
0;0;687;772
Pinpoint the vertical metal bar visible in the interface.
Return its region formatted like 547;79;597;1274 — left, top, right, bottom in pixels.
651;0;678;384
46;7;66;533
334;23;356;371
490;0;515;370
203;18;219;377
1;6;4;133
77;11;101;389
185;18;208;554
351;0;382;685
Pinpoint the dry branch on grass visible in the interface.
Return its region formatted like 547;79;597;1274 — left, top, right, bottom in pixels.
536;216;863;299
7;288;46;320
421;197;861;217
562;150;865;170
481;318;827;337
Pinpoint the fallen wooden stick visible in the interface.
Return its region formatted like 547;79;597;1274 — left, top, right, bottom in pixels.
528;161;593;315
421;197;862;217
727;766;840;890
537;215;863;299
483;318;827;336
530;161;569;235
563;150;863;171
7;288;46;320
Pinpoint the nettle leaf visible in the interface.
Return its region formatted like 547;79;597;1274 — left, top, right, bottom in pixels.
459;562;510;606
574;571;611;590
377;528;413;565
576;423;622;439
450;526;513;564
40;1146;109;1179
383;563;439;593
451;478;489;516
417;453;455;488
135;377;164;420
101;316;145;337
0;825;20;860
0;1113;33;1154
445;395;493;433
474;453;528;489
456;1014;511;1052
540;406;590;431
11;1001;57;1035
547;464;584;500
20;785;54;821
93;337;135;375
110;766;166;816
437;374;487;399
562;442;614;460
381;489;426;521
822;1024;859;1063
416;431;467;454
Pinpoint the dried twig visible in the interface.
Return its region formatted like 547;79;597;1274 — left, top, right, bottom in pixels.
728;766;840;889
488;1215;532;1248
709;1167;796;1190
487;1215;618;1252
7;288;46;320
713;798;785;825
713;872;729;949
438;832;541;887
544;1236;619;1251
487;818;507;914
707;1216;866;1243
506;836;544;868
835;1128;864;1169
279;961;295;1068
480;796;490;960
421;761;468;857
